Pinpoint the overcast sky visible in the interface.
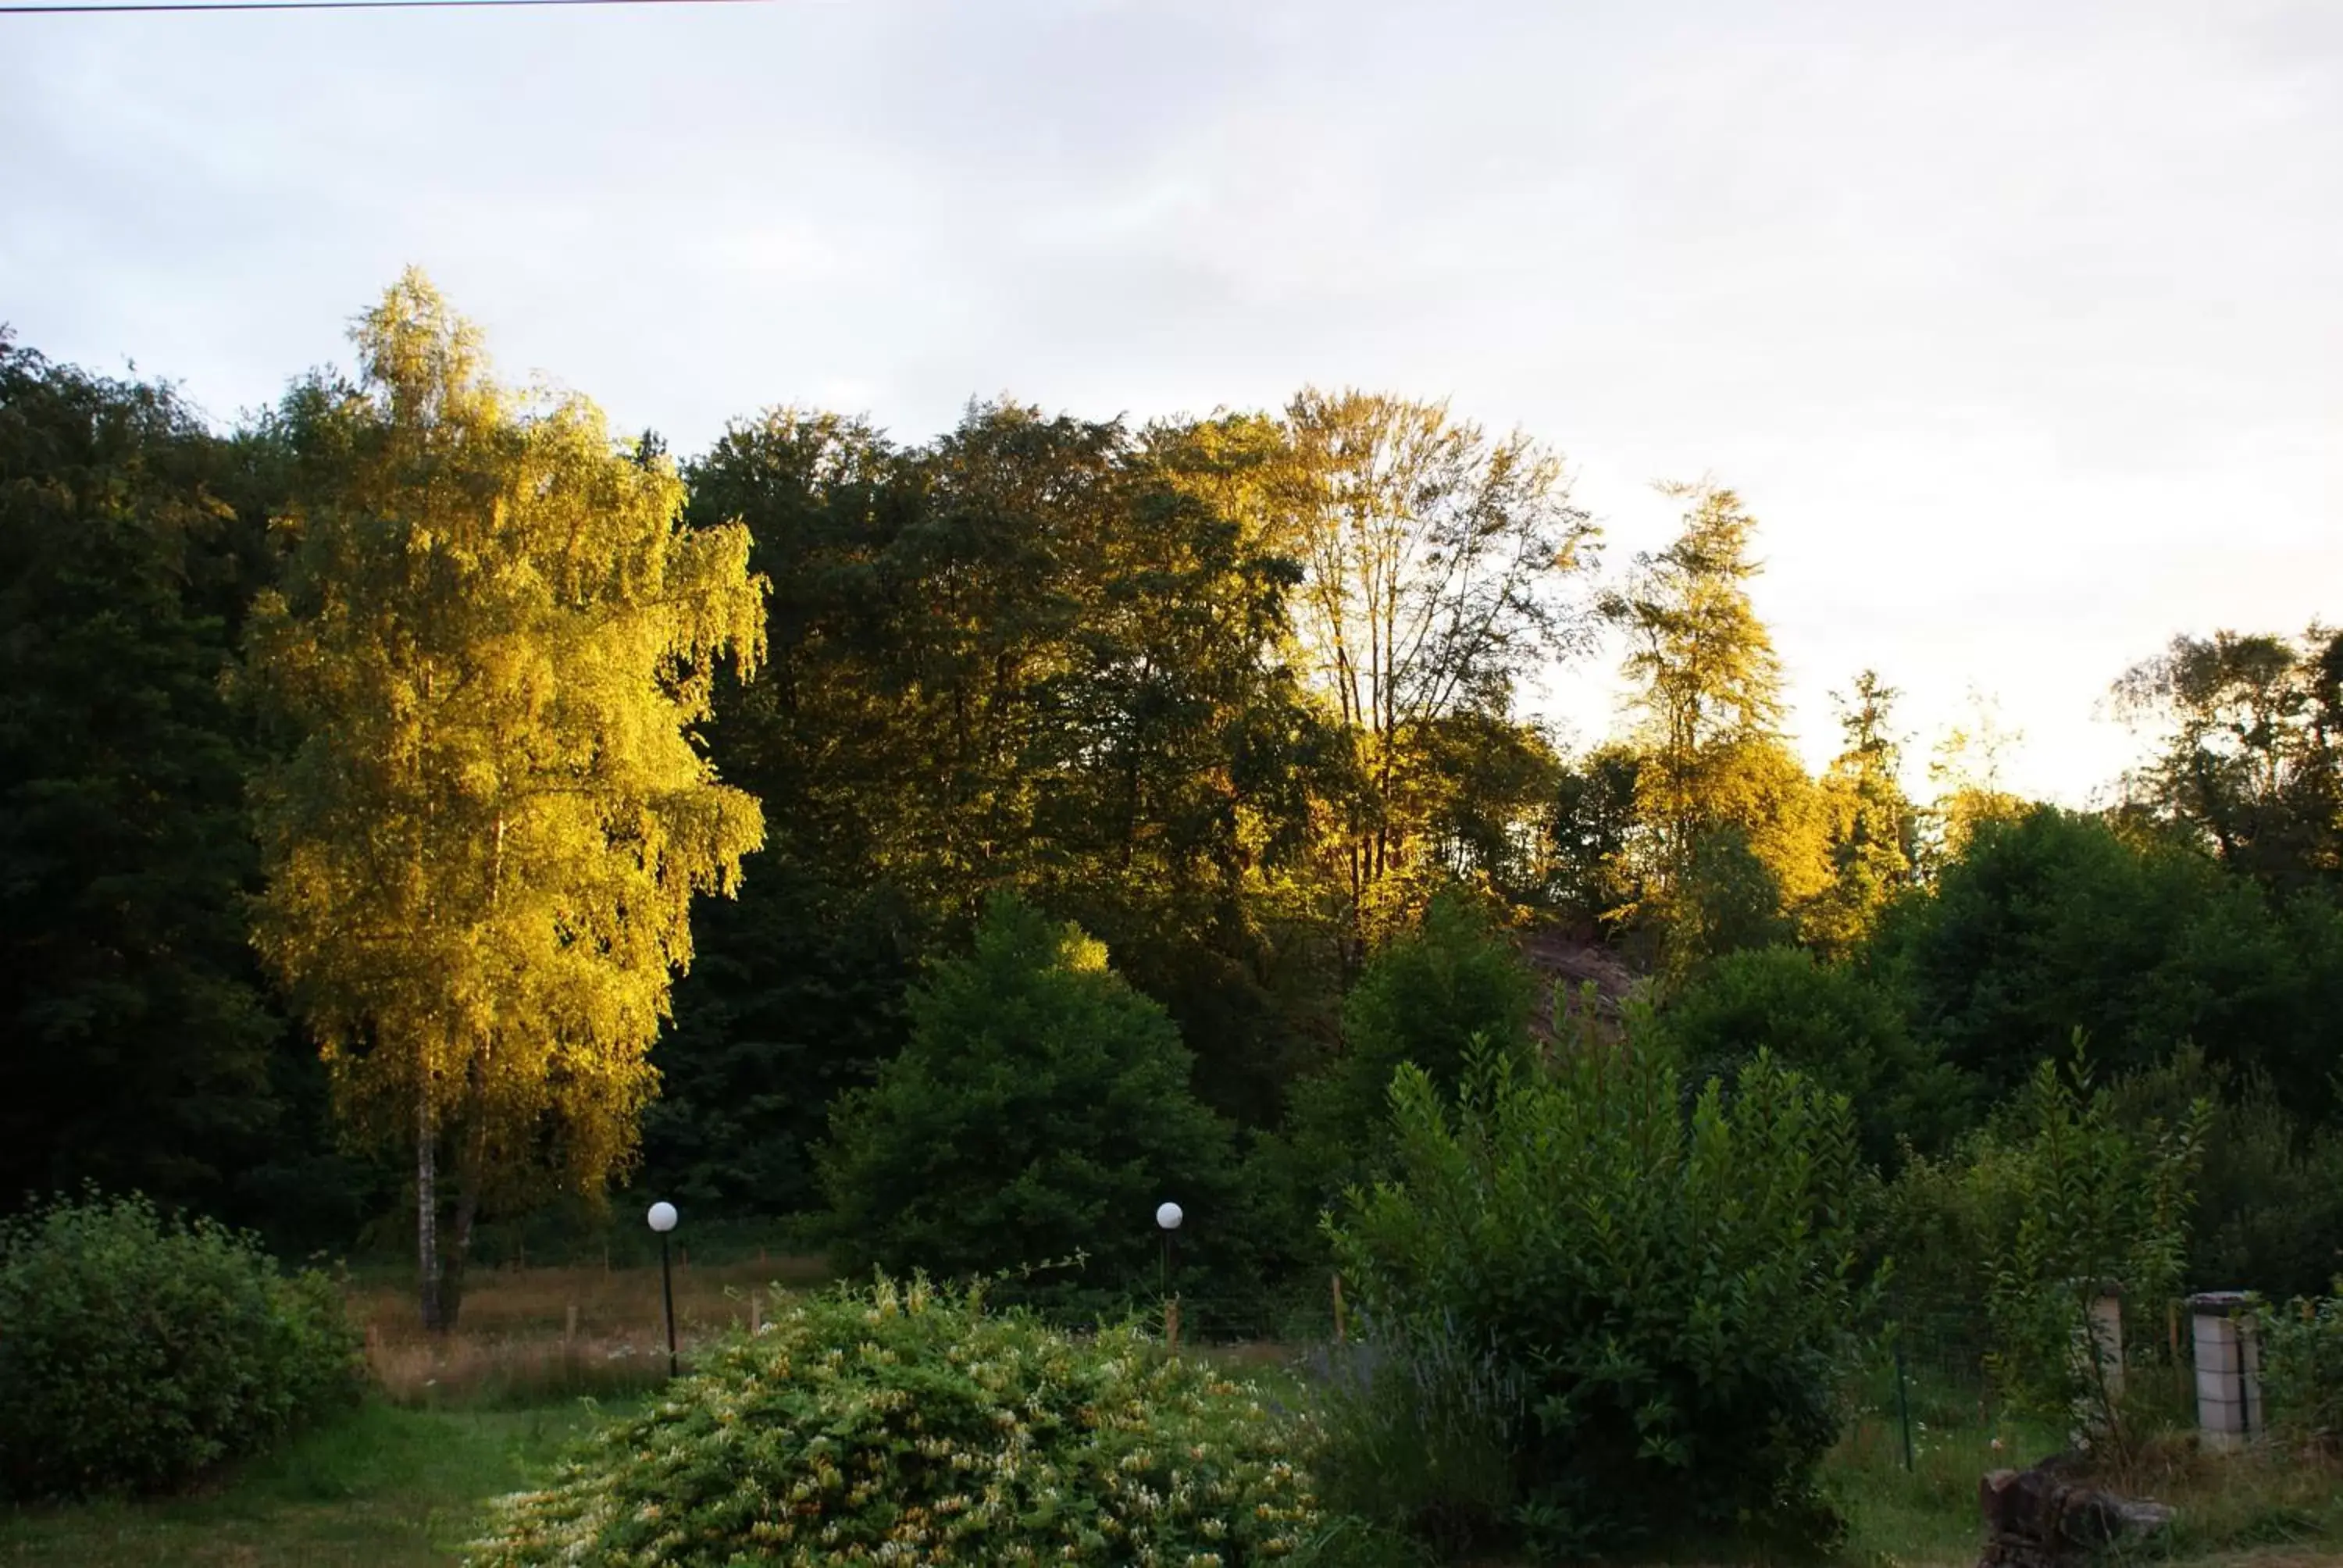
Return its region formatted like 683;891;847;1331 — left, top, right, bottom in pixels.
5;0;2338;801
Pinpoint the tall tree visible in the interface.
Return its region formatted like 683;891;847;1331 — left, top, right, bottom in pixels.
244;273;766;1329
0;334;281;1214
1282;389;1598;946
671;403;1335;1131
1806;670;1918;954
1920;686;2029;871
1602;483;1825;960
2113;626;2343;893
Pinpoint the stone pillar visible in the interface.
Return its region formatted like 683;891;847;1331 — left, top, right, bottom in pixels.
2188;1292;2263;1452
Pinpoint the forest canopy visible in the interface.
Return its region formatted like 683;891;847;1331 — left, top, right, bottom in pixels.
3;276;2338;1323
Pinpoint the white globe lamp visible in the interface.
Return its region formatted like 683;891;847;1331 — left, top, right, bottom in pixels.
646;1201;679;1375
1154;1199;1183;1299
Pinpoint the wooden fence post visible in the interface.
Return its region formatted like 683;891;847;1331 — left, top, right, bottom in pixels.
1332;1273;1346;1345
1165;1294;1181;1352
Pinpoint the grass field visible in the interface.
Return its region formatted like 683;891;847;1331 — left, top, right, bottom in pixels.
0;1400;614;1567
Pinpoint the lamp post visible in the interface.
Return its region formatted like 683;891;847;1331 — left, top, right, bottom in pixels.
647;1200;679;1378
1155;1199;1182;1298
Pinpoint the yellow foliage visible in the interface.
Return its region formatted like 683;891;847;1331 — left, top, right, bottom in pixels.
246;269;767;1213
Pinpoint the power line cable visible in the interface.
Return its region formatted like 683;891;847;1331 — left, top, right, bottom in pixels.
2;0;765;13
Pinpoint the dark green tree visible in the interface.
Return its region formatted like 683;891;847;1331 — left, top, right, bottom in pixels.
1869;806;2343;1120
2114;626;2343;894
1268;893;1537;1245
818;893;1241;1303
0;336;284;1217
637;868;918;1217
672;403;1336;1137
1542;742;1646;933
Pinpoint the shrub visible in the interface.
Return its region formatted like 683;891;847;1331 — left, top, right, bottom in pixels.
468;1274;1317;1566
0;1191;362;1499
1976;1049;2202;1449
1876;1042;2206;1449
1321;1022;1867;1556
2107;1045;2343;1301
818;893;1242;1311
2262;1284;2343;1445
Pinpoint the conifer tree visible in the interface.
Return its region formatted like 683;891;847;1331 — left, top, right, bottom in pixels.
1808;669;1917;953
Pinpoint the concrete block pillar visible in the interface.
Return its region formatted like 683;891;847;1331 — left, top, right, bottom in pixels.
2188;1292;2263;1451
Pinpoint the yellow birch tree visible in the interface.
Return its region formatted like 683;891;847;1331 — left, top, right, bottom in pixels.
245;272;766;1330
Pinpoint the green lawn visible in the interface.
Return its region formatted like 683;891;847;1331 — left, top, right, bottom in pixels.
0;1399;614;1568
5;1373;2335;1568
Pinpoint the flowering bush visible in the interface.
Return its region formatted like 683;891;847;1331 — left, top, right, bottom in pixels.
468;1274;1317;1566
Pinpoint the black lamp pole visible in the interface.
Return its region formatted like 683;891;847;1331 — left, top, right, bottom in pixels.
659;1229;678;1378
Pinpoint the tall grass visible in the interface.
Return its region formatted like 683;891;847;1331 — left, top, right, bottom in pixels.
347;1256;826;1406
1299;1317;1527;1562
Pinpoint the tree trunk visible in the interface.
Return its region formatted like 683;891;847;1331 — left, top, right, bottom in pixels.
417;1091;445;1334
438;1114;488;1331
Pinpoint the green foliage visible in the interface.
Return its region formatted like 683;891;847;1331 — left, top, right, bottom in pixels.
1674;818;1798;961
1539;741;1642;929
2261;1283;2343;1443
1871;804;2343;1121
819;893;1242;1306
1656;945;1970;1167
2114;625;2343;896
674;403;1337;1134
467;1274;1317;1566
1323;1028;1867;1554
1878;1044;2205;1445
640;866;918;1218
0;337;287;1221
0;1192;362;1500
2106;1045;2343;1299
1267;894;1535;1266
1806;669;1918;956
1602;484;1836;964
1282;389;1598;948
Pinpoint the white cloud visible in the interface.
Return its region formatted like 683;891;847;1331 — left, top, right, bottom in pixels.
3;0;2335;802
